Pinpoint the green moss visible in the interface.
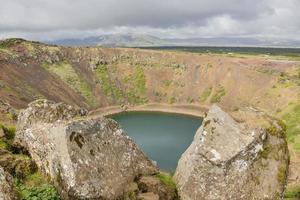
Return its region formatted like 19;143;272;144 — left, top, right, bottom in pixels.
0;138;8;149
277;165;287;185
42;62;96;106
285;185;300;198
267;125;277;136
0;124;16;150
125;191;137;200
56;169;62;184
211;86;226;103
156;173;176;190
261;144;272;159
199;87;212;102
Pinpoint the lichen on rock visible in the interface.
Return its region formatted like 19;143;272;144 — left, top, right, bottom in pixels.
0;166;17;200
15;99;157;199
174;105;289;200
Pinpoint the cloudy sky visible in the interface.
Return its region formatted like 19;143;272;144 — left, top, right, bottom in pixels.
0;0;299;42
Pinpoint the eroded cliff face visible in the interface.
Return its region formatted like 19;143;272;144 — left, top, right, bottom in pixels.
174;105;289;200
0;38;298;117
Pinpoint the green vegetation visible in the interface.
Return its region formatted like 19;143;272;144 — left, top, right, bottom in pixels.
0;121;59;200
0;123;16;150
260;144;272;159
42;62;96;106
285;185;300;199
199;87;212;102
96;64;148;105
96;64;124;104
169;96;177;104
163;80;172;87
279;103;300;152
0;38;26;48
156;173;176;190
211;86;226;103
24;43;36;55
15;172;60;200
0;123;16;139
207;63;213;69
277;164;287;185
141;46;300;61
186;97;194;103
126;65;148;104
133;65;146;94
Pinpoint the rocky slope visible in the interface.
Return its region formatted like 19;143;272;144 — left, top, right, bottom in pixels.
0;100;290;200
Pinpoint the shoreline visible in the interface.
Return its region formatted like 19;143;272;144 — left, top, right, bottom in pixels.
89;103;209;118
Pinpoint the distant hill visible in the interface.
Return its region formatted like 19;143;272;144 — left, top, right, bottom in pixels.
49;34;168;47
47;33;300;48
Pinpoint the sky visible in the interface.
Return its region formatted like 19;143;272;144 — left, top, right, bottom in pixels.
0;0;299;42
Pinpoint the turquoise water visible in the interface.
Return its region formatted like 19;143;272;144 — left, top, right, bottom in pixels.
110;112;202;171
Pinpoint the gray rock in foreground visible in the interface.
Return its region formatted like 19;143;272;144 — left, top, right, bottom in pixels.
0;166;17;200
16;100;157;199
174;105;289;200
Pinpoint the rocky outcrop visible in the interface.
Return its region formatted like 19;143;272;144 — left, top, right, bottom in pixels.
16;100;157;200
0;166;17;200
174;105;289;200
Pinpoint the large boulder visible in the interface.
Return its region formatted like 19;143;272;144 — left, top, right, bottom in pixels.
0;166;17;200
15;100;157;200
174;105;289;200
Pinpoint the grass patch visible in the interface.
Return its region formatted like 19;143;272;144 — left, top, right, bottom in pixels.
285;185;300;199
210;86;226;103
279;103;300;152
156;173;176;190
42;62;96;106
169;96;177;104
199;87;212;102
0;138;8;149
0;123;16;150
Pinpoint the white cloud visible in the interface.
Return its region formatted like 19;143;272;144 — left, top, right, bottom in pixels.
0;0;299;42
